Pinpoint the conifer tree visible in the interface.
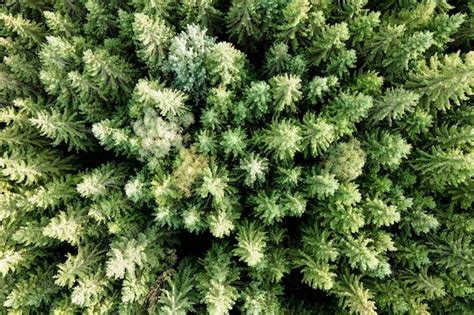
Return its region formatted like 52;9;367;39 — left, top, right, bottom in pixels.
407;52;474;111
226;0;261;45
132;13;173;70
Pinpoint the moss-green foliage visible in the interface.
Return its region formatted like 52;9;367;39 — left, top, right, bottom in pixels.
0;0;473;314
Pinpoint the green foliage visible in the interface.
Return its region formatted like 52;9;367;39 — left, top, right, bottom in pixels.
324;139;366;182
1;1;473;314
335;273;377;315
105;237;147;280
304;169;340;199
276;0;311;50
55;246;104;288
311;22;350;66
84;0;116;39
234;221;266;267
0;12;44;43
408;52;474;111
76;163;127;200
307;75;338;103
239;153;268;187
197;164;232;206
365;198;401;227
260;120;302;161
156;262;197;314
226;0;261;45
82;48;135;101
242;81;271;120
369;88;420;124
295;227;338;290
164;24;214;100
43;11;77;36
302;113;336;157
365;131;412;169
220;127;247;158
197;243;239;315
270;73;302;113
206;42;247;88
29;108;91;151
241;281;283;314
323;92;373;138
412;147;474;190
294;252;336;290
132;13;173;70
0;149;73;185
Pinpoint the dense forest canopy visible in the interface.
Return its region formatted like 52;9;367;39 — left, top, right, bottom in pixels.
0;0;473;314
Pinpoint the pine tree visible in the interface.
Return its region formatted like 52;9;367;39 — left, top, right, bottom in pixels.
260;120;302;161
407;52;474;111
132;13;173;70
206;42;247;88
29;108;92;151
156;262;197;314
270;73;302;113
0;12;44;43
334;273;377;315
82;48;135;101
276;0;311;50
365;131;412;169
412;147;474;190
302;113;337;157
310;22;350;66
179;0;221;32
234;221;266;267
239;153;268;187
197;244;239;315
0;149;73;185
369;88;420;124
226;0;261;45
164;24;215;101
